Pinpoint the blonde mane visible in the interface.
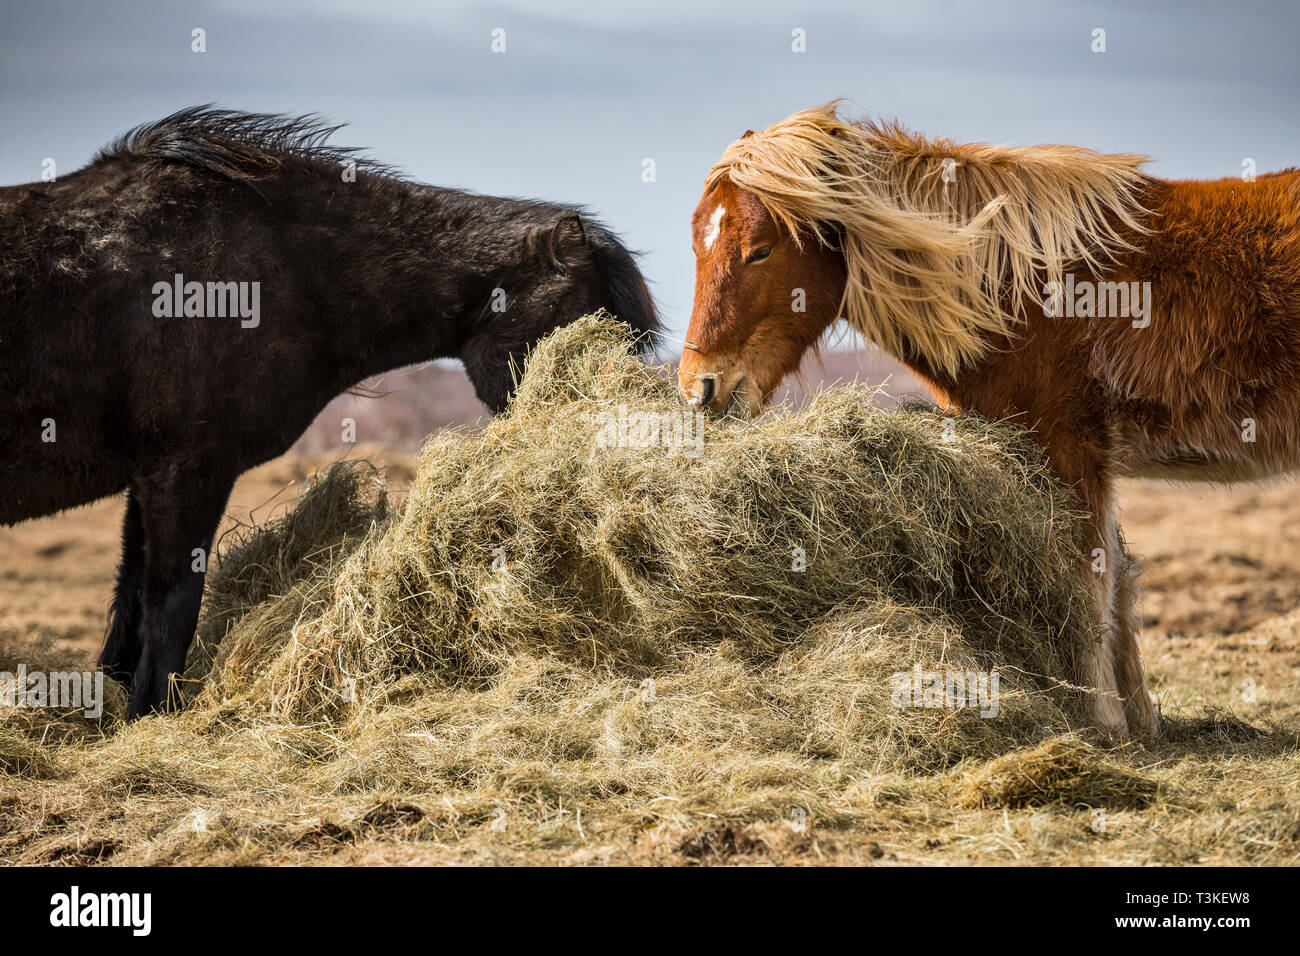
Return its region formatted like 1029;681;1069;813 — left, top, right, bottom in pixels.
703;102;1152;375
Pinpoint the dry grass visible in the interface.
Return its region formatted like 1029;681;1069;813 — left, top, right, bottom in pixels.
1;314;1297;866
957;737;1159;810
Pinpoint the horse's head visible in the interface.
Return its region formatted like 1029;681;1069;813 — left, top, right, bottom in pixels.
462;209;658;412
678;103;1153;414
678;177;844;413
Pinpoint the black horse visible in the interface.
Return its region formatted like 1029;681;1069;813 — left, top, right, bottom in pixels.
0;107;657;718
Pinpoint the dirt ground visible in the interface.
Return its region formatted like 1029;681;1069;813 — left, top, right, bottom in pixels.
2;450;1299;866
0;449;413;662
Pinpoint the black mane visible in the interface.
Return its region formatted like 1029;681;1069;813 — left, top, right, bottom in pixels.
583;222;661;348
97;105;397;182
96;106;660;344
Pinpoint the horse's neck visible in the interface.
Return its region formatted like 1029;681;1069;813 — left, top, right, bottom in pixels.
891;331;1022;418
896;352;958;411
314;185;518;387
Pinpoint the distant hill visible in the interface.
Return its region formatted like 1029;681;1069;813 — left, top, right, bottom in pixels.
293;349;933;453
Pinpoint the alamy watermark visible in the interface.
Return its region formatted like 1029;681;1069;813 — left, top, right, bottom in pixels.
50;886;150;936
152;273;260;328
595;405;705;456
1;665;104;719
890;663;1000;717
1042;273;1152;328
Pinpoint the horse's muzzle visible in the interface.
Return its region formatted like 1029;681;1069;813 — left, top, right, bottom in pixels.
691;374;717;408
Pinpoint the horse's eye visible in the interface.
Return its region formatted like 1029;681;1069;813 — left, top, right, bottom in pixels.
745;246;772;265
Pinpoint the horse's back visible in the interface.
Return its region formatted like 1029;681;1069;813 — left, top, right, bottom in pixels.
1086;169;1300;482
0;158;280;522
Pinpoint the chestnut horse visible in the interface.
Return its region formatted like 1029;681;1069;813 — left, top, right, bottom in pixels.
679;103;1300;736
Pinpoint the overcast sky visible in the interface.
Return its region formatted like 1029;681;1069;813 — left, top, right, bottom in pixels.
2;0;1296;342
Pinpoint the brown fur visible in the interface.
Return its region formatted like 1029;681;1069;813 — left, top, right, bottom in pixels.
680;107;1300;736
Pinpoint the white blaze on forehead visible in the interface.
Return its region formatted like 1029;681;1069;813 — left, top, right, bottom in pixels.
702;204;725;250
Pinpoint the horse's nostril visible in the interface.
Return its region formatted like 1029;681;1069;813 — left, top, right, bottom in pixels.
697;375;717;407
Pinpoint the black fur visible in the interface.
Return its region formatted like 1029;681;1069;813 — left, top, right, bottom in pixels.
0;107;658;717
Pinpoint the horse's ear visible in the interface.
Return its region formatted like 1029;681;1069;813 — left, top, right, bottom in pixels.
522;215;587;273
552;213;586;254
541;213;588;274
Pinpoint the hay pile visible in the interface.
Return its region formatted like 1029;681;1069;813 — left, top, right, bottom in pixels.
203;315;1096;727
2;314;1142;865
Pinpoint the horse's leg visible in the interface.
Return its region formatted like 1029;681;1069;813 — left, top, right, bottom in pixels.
1113;538;1159;736
127;470;235;719
1051;444;1129;733
1085;498;1131;733
1083;523;1128;731
98;490;145;689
